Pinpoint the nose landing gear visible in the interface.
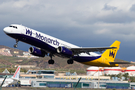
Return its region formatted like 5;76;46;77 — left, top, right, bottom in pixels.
14;39;19;48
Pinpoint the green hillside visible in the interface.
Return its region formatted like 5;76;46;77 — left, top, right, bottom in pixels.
0;45;132;74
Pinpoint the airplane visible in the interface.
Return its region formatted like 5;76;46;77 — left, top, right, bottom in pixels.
3;24;130;67
0;66;21;87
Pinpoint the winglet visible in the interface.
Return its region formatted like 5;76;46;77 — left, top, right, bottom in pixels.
12;66;21;80
102;40;121;62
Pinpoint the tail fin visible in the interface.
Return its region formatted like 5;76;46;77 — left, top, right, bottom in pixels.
12;66;21;80
102;40;121;62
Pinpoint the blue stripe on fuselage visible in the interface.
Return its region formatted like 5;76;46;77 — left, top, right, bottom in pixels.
6;33;57;54
6;33;101;62
73;56;101;62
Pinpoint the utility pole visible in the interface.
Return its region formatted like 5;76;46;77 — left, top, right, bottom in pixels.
74;77;81;90
98;67;99;88
0;75;7;90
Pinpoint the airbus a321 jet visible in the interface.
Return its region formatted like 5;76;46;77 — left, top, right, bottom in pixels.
3;24;130;67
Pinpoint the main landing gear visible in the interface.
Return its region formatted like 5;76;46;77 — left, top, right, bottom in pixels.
14;39;19;48
48;54;54;64
67;59;74;64
47;54;74;65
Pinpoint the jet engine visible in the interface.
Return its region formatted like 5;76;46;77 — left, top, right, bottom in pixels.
57;46;73;57
29;47;46;57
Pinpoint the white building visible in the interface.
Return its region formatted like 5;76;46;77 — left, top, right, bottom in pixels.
104;67;121;75
124;66;135;76
17;52;38;58
86;66;103;76
0;48;12;56
15;65;36;68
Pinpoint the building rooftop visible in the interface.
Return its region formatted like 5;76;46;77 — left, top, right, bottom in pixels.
26;70;55;74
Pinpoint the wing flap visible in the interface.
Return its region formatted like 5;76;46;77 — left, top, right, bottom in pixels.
71;47;117;54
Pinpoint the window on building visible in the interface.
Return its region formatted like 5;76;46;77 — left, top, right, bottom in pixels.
39;83;46;86
37;71;54;74
44;76;54;79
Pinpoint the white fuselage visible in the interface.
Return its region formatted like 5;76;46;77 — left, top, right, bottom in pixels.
4;24;99;57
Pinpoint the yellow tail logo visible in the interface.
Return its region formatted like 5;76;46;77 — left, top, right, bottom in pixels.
102;40;121;62
109;50;116;58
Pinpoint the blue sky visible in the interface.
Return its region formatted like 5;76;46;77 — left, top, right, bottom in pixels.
0;0;135;61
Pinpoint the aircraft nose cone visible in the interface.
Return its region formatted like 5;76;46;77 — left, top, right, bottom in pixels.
3;27;11;34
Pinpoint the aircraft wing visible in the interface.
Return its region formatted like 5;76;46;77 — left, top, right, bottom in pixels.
70;47;117;54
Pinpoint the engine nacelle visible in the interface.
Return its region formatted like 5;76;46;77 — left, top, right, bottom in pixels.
29;47;46;57
57;46;73;57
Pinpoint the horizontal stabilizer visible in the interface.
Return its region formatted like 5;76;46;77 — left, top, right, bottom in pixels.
110;62;131;64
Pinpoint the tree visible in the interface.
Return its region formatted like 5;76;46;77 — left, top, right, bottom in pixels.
9;69;13;74
110;74;116;80
123;73;129;81
23;69;27;74
116;73;122;79
129;77;135;82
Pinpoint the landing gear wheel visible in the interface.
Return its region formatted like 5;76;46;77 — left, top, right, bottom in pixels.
48;60;54;64
14;44;18;48
67;60;74;64
48;53;55;64
14;39;19;48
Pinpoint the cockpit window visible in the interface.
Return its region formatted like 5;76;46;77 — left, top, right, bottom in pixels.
9;25;17;29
